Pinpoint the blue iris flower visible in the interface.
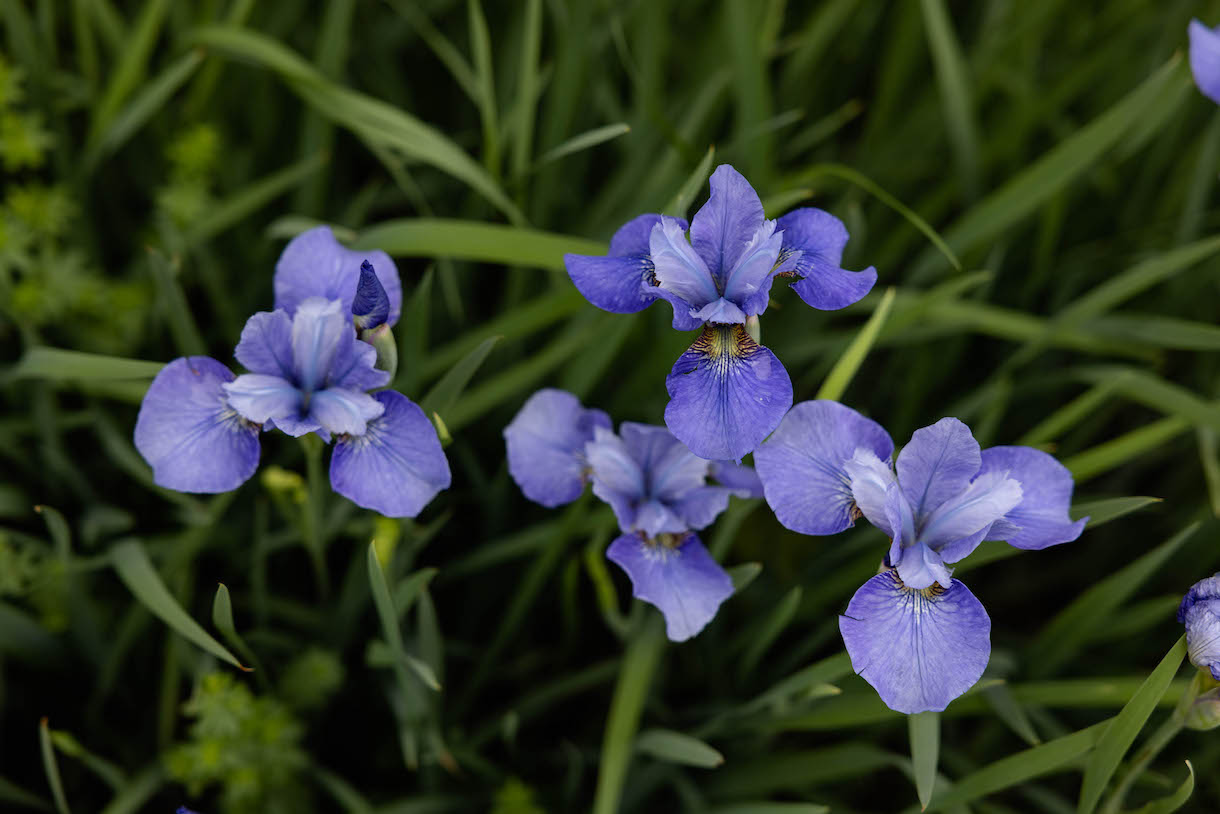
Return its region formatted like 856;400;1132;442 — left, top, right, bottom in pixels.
1190;20;1220;105
134;227;450;519
754;401;1087;714
564;165;876;461
503;388;756;641
1180;573;1220;680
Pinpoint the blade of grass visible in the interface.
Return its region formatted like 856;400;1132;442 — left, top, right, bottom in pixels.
418;336;500;420
355;218;603;271
511;0;542;181
636;729;724;769
1128;761;1194;814
817;287;898;401
8;348;163;382
1064;417;1191;483
918;0;979;196
664;145;716;219
38;719;70;814
88;0;168;140
110;539;249;671
535;123;632;169
467;0;500;178
909;710;940;811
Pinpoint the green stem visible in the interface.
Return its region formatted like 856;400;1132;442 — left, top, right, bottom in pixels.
591;613;666;814
300;436;330;597
1098;671;1200;814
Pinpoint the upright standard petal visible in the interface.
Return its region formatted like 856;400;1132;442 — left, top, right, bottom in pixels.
233;309;294;379
587;425;647;531
650;217;719;311
504;389;611;507
689;165;766;288
755;400;894;535
668;486;732;531
1189;20;1220;105
134;357;260;493
274;226;403;326
290;298;349;394
564;214;687;315
352;261;391;330
323;322;389;393
1179;574;1220;679
607;533;734;642
918;469;1023;553
775;208;877;311
839;570;991;714
976;446;1087;550
665;324;793;461
896;418;981;519
620;423;710;503
721;220;784;317
330;391;450;518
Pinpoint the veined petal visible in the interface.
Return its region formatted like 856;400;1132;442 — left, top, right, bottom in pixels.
223;373;302;426
665;325;793;461
329;391;450;518
896;417;982;521
844;448;898;537
690;164;766;288
610;213;687;256
1179;575;1220;679
504;389;611;508
1190;20;1220;105
607;532;734;642
690;297;748;325
755;400;894;535
134;357;260;493
839;570;991;714
710;460;764;498
651;217;719;310
920;469;1023;554
776;208;876;311
290;298;349;393
634;500;688;538
275;225;403;326
233;309;294;378
325;325;389;392
566;254;659;313
723;219;784;317
669;486;732;531
587;425;646;531
620;423;709;502
893;541;952;592
309;387;385;436
976;446;1086;550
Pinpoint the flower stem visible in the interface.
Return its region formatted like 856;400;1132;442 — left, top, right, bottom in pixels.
300;435;330;597
1098;672;1199;814
591;612;666;814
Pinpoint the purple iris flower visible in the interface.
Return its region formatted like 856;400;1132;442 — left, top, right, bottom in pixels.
275;226;403;326
1179;574;1220;680
1190;20;1220;105
134;233;449;519
754;400;1087;714
564;165;876;462
504;388;754;641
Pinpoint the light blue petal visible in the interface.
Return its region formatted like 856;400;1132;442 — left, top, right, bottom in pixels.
634;500;688;538
840;570;991;714
275;225;403;326
290;298;349;393
223;373;303;426
619;422;710;503
607;532;734;642
844;448;898;537
722;219;784;317
776;208;876;311
309;387;386;437
896;417;982;521
919;468;1023;553
504;389;611;508
587;425;647;531
669;486;732;531
329;391;450;517
689;164;766;288
690;297;748;325
134;357;260;493
1180;574;1220;679
233;309;294;378
1190;20;1220;105
976;446;1087;551
650;217;719;310
894;541;953;592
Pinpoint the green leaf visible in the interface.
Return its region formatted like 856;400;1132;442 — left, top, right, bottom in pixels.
419;336;500;420
983;683;1041;746
918;0;979;195
817;287;898;401
89;0;169;140
708;805;829;814
211;583;259;671
739;586;802;680
39;718;71;814
1071;496;1162;528
636;728;724;769
909;711;940;811
110;540;248;671
535;123;631;168
97;765;165;814
354;218;603;271
1087;314;1220;351
9;348;164;382
727;562;763;593
404;653;442;692
1064;417;1192;483
1128;761;1194;814
1031;525;1196;678
1074;366;1220;431
922;721;1109;812
1077;636;1188;814
191;26;524;224
511;0;542;180
0;774;51;811
466;0;500;178
664;145;716;218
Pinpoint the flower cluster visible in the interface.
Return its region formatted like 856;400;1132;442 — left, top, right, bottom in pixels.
134;227;449;518
1190;19;1220;104
504;389;757;640
565;165;876;461
755;401;1087;713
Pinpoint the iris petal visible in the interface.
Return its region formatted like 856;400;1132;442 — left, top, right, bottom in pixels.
839;570;991;714
896;417;982;520
844;448;898;537
775;208;876;310
606;532;734;642
587;426;647;531
1180;575;1220;680
722;220;784;317
1190;20;1220;105
274;225;403;326
650;217;719;310
919;469;1023;554
134;357;260;493
223;373;303;427
975;446;1086;550
233;310;294;379
290;298;348;393
664;324;793;461
689;164;766;288
755;400;894;535
329;391;450;518
564;214;686;314
504;389;612;508
308;387;385;437
619;423;709;502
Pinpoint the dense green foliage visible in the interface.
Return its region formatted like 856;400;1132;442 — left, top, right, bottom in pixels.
3;0;1220;811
